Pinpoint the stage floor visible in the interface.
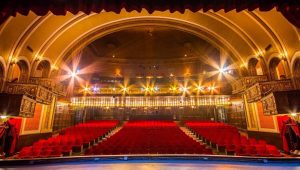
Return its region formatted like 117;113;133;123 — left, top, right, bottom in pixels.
2;160;300;170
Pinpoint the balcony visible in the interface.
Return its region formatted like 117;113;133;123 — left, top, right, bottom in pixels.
262;90;300;116
0;93;36;118
29;77;66;96
294;78;300;89
245;79;294;103
231;75;268;94
4;83;54;104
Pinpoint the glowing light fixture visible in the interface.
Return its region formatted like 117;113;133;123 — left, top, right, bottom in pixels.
122;87;128;92
92;86;100;93
10;57;18;65
70;69;80;78
0;115;7;119
219;68;226;74
196;85;204;91
83;86;90;92
291;113;297;117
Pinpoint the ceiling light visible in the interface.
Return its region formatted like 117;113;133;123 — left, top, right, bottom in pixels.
70;72;77;77
219;68;226;73
122;87;128;92
84;87;90;92
196;86;203;91
180;87;188;92
291;113;297;117
70;69;79;77
92;86;100;93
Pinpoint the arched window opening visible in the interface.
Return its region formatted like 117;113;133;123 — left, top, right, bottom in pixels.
33;60;51;78
269;57;286;80
11;60;29;83
248;58;263;76
293;58;300;78
0;62;5;86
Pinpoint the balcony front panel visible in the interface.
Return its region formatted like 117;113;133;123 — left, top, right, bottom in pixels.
5;83;53;104
231;75;268;94
245;79;293;102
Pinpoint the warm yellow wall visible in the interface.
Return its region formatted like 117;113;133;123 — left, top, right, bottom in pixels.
1;9;299;71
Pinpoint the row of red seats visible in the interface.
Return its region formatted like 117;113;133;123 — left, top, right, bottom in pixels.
86;121;212;155
185;121;282;157
17;120;119;159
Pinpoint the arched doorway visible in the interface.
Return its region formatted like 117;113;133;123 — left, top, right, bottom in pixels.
293;57;300;88
269;57;286;80
0;62;5;89
33;60;51;78
248;58;264;76
10;60;29;83
293;58;300;78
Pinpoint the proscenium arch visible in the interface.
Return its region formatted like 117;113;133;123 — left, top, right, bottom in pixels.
53;17;245;72
31;11;257;64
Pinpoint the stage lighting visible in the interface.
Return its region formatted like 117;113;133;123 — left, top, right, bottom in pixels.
219;68;225;73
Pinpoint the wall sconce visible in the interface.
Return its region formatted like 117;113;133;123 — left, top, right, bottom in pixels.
280;52;287;61
51;65;58;70
255;50;265;59
35;55;42;62
10;57;18;65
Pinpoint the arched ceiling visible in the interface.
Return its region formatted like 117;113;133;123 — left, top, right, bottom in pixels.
0;9;299;71
76;26;223;78
83;26;219;61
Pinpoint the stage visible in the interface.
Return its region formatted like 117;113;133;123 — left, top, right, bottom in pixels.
1;155;300;170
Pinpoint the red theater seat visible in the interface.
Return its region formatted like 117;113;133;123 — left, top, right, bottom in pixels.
185;121;282;157
17;120;119;159
85;121;207;155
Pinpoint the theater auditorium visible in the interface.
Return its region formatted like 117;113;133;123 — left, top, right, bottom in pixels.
0;0;300;169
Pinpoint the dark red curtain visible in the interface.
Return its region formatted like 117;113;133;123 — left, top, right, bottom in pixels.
0;0;299;28
4;118;21;156
277;115;291;152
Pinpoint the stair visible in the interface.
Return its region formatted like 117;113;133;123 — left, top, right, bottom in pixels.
178;122;219;154
80;122;125;155
179;126;203;144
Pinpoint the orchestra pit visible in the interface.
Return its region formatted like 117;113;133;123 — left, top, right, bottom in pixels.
0;1;300;169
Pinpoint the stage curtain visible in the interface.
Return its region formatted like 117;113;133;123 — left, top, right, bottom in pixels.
0;0;299;28
4;118;22;156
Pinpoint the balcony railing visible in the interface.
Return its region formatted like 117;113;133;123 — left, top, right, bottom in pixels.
0;93;36;118
231;75;268;94
261;93;277;115
295;78;300;89
245;79;294;103
29;77;66;96
4;83;54;104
